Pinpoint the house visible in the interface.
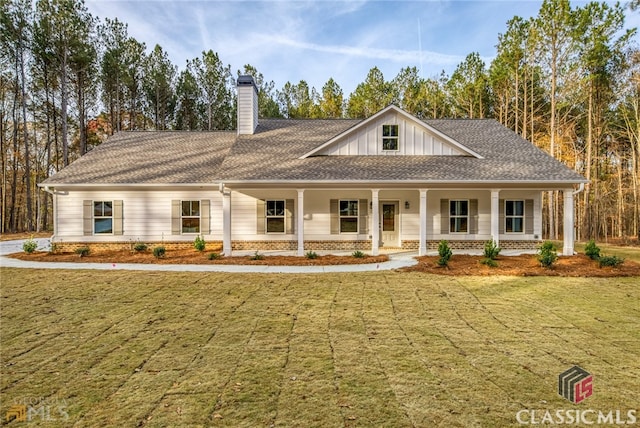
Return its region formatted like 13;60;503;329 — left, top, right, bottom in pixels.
40;75;587;256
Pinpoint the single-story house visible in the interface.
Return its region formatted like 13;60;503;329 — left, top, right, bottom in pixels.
40;75;587;256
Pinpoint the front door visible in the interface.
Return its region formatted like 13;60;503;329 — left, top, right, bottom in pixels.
380;202;400;247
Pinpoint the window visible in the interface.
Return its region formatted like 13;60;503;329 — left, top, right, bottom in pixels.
266;200;286;233
450;200;468;233
181;200;200;233
94;201;113;234
505;200;524;233
382;124;399;150
339;200;359;233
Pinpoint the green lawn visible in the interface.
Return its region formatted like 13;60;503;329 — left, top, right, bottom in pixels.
1;268;638;427
574;241;640;263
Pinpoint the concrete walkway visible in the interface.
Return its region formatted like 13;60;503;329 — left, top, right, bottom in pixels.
0;238;418;273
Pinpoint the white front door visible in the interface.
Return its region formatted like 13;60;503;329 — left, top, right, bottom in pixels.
380;201;400;247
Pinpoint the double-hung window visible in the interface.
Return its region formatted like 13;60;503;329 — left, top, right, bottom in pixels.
94;201;113;234
382;124;399;151
181;201;200;233
339;200;359;233
505;200;524;233
266;200;286;233
450;200;468;233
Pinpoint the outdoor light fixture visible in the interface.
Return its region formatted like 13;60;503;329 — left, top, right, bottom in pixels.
405;201;410;209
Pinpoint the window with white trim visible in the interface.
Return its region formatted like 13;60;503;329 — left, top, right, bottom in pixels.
450;200;468;233
94;201;113;234
505;200;524;233
266;200;286;233
181;201;200;233
382;124;399;150
339;200;359;233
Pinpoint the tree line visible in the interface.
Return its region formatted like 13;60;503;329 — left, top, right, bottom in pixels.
1;0;639;242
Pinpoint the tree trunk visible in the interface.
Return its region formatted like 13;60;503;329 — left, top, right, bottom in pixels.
61;47;69;166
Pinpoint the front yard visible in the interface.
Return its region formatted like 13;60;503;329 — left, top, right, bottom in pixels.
0;269;638;427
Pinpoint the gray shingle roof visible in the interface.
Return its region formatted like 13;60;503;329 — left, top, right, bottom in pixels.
42;116;586;186
43;131;235;184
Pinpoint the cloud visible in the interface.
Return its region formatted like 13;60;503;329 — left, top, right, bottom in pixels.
262;34;468;67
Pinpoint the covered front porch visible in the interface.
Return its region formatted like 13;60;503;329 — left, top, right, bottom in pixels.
218;186;578;257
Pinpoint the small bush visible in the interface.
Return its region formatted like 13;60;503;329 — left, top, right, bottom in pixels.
133;242;148;252
437;240;453;267
208;252;221;260
194;235;206;252
249;251;264;260
480;257;498;268
75;246;90;257
598;255;624;268
22;238;38;254
584;239;601;260
483;239;501;260
352;250;366;258
537;241;558;268
153;246;166;259
305;251;318;259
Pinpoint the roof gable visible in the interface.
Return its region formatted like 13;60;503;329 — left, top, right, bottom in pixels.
301;105;482;159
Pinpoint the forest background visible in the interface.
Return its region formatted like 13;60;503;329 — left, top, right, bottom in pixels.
2;0;640;242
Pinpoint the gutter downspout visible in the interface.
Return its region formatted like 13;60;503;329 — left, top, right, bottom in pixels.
573;182;585;196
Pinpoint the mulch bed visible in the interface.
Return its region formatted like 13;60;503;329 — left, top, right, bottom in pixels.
9;249;389;266
403;254;640;277
8;250;640;276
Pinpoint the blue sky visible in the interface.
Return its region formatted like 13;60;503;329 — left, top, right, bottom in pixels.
86;0;639;95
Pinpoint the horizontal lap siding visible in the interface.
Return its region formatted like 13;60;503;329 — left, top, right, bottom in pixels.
54;190;223;241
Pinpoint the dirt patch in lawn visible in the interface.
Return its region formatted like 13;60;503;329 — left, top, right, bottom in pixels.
404;253;640;277
9;249;389;266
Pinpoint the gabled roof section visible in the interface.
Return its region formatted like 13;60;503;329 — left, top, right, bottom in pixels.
300;105;483;159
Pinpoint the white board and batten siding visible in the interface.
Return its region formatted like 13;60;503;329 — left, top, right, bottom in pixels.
53;190;223;242
317;111;465;156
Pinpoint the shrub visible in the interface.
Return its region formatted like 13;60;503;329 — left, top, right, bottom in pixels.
537;241;558;268
584;239;601;260
153;246;166;258
437;240;453;267
598;255;624;268
194;235;206;252
483;239;501;260
480;257;498;268
133;242;148;252
249;251;264;260
305;251;318;259
208;252;221;260
352;250;366;258
75;246;90;257
22;238;38;254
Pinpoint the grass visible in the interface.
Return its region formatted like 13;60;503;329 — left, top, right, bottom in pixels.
574;242;640;264
1;268;638;427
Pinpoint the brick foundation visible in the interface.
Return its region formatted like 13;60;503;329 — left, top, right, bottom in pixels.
53;239;540;254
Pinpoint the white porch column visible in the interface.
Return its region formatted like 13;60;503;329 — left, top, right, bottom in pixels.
419;189;428;256
297;189;305;256
371;189;380;256
491;189;500;245
222;190;232;256
563;188;575;256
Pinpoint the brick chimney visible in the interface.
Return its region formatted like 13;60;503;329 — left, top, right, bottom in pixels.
237;75;258;135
